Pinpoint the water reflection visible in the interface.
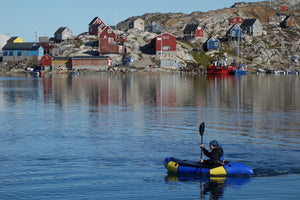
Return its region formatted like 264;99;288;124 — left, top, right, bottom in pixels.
1;73;299;111
166;174;252;199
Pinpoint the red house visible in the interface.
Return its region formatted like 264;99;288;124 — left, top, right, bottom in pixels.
183;24;203;40
99;26;116;41
99;38;124;54
280;6;287;11
41;54;52;67
151;32;176;54
71;56;112;70
89;17;106;35
229;17;245;24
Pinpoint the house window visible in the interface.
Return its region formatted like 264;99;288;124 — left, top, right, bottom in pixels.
17;51;22;56
9;51;13;56
214;42;218;47
108;29;111;33
3;52;7;56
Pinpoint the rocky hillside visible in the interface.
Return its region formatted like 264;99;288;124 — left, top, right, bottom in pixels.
20;0;299;72
117;0;300;70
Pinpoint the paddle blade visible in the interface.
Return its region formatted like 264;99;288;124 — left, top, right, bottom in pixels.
199;122;205;136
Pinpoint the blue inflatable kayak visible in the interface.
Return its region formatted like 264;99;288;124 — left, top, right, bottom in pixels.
164;157;254;176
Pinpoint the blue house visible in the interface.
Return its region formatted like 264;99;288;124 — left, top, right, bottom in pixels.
2;42;44;61
204;35;220;51
226;24;242;38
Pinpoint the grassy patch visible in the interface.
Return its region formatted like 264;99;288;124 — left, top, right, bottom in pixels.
190;51;213;67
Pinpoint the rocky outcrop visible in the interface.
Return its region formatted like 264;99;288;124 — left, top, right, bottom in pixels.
116;0;300;69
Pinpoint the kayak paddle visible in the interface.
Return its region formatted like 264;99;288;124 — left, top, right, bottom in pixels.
199;122;205;161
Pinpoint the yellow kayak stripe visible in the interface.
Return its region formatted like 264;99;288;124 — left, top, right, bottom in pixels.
210;166;227;175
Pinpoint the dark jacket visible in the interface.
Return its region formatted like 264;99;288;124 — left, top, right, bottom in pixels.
202;146;224;168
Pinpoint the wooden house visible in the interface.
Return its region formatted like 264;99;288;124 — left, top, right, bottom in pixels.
151;32;177;55
89;17;106;35
226;24;242;38
145;21;162;33
130;18;144;31
2;41;44;62
98;25;124;54
99;25;117;41
229;17;244;24
71;56;112;70
183;24;203;40
99;38;124;54
52;57;72;70
41;54;52;67
240;19;262;36
280;15;297;28
54;27;73;42
268;13;287;25
204;36;220;51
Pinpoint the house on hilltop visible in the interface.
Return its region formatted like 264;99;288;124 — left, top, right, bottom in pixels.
130;18;145;31
145;21;162;33
240;19;262;36
54;27;73;42
89;17;106;35
183;24;203;40
280;15;297;28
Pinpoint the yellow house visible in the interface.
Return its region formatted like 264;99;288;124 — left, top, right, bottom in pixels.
7;36;25;43
130;18;145;31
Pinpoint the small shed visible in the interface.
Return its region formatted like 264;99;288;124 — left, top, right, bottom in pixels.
41;54;52;67
118;33;127;43
226;24;243;38
71;56;112;70
204;36;220;51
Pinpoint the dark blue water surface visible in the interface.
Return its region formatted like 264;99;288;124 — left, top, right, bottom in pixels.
0;73;299;199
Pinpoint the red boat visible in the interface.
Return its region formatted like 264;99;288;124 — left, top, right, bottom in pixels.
207;62;236;74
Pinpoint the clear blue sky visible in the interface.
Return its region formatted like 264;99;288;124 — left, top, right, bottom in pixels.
0;0;265;42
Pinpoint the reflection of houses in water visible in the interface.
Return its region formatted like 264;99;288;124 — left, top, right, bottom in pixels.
156;77;178;107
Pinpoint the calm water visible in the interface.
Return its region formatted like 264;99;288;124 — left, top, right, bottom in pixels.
0;73;299;199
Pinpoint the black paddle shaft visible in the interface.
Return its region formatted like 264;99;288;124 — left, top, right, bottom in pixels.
199;122;205;160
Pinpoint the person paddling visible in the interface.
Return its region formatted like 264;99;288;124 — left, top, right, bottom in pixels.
200;140;224;168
